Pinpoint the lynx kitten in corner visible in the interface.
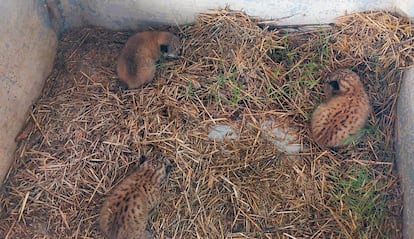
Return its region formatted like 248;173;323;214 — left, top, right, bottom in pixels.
117;31;181;89
311;69;371;148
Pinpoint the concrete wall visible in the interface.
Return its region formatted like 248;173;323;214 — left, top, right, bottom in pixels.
396;0;414;17
51;0;398;31
397;67;414;239
0;0;57;185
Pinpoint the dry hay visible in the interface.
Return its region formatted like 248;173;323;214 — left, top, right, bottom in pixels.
1;8;413;239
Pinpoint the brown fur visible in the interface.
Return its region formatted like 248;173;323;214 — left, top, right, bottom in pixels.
117;31;181;89
311;69;371;148
99;155;171;239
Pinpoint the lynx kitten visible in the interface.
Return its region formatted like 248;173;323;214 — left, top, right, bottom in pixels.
99;155;172;239
311;69;371;148
117;31;181;89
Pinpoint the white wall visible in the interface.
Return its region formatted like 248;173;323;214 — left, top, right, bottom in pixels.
396;0;414;17
0;0;57;185
397;67;414;238
55;0;399;30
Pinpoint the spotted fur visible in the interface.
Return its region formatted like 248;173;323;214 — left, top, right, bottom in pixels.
99;155;171;239
311;69;371;148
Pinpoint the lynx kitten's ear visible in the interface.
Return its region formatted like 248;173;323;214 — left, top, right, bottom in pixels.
166;164;173;174
311;68;371;148
139;154;147;164
328;81;339;91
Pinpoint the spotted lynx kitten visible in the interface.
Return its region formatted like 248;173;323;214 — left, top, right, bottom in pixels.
99;155;172;239
311;69;371;148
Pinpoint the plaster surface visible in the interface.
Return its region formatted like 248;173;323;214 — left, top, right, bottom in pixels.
397;67;414;238
55;0;397;30
0;0;57;184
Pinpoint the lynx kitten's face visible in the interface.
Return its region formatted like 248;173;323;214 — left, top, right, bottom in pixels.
311;69;371;148
99;155;172;239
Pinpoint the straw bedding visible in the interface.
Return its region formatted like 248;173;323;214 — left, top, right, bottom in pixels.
1;9;412;239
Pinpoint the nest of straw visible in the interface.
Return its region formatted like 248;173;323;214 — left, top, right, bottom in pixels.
1;8;412;239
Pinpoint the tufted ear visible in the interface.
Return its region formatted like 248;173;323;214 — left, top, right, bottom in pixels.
328;80;340;91
165;164;173;174
160;44;169;53
139;155;147;164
